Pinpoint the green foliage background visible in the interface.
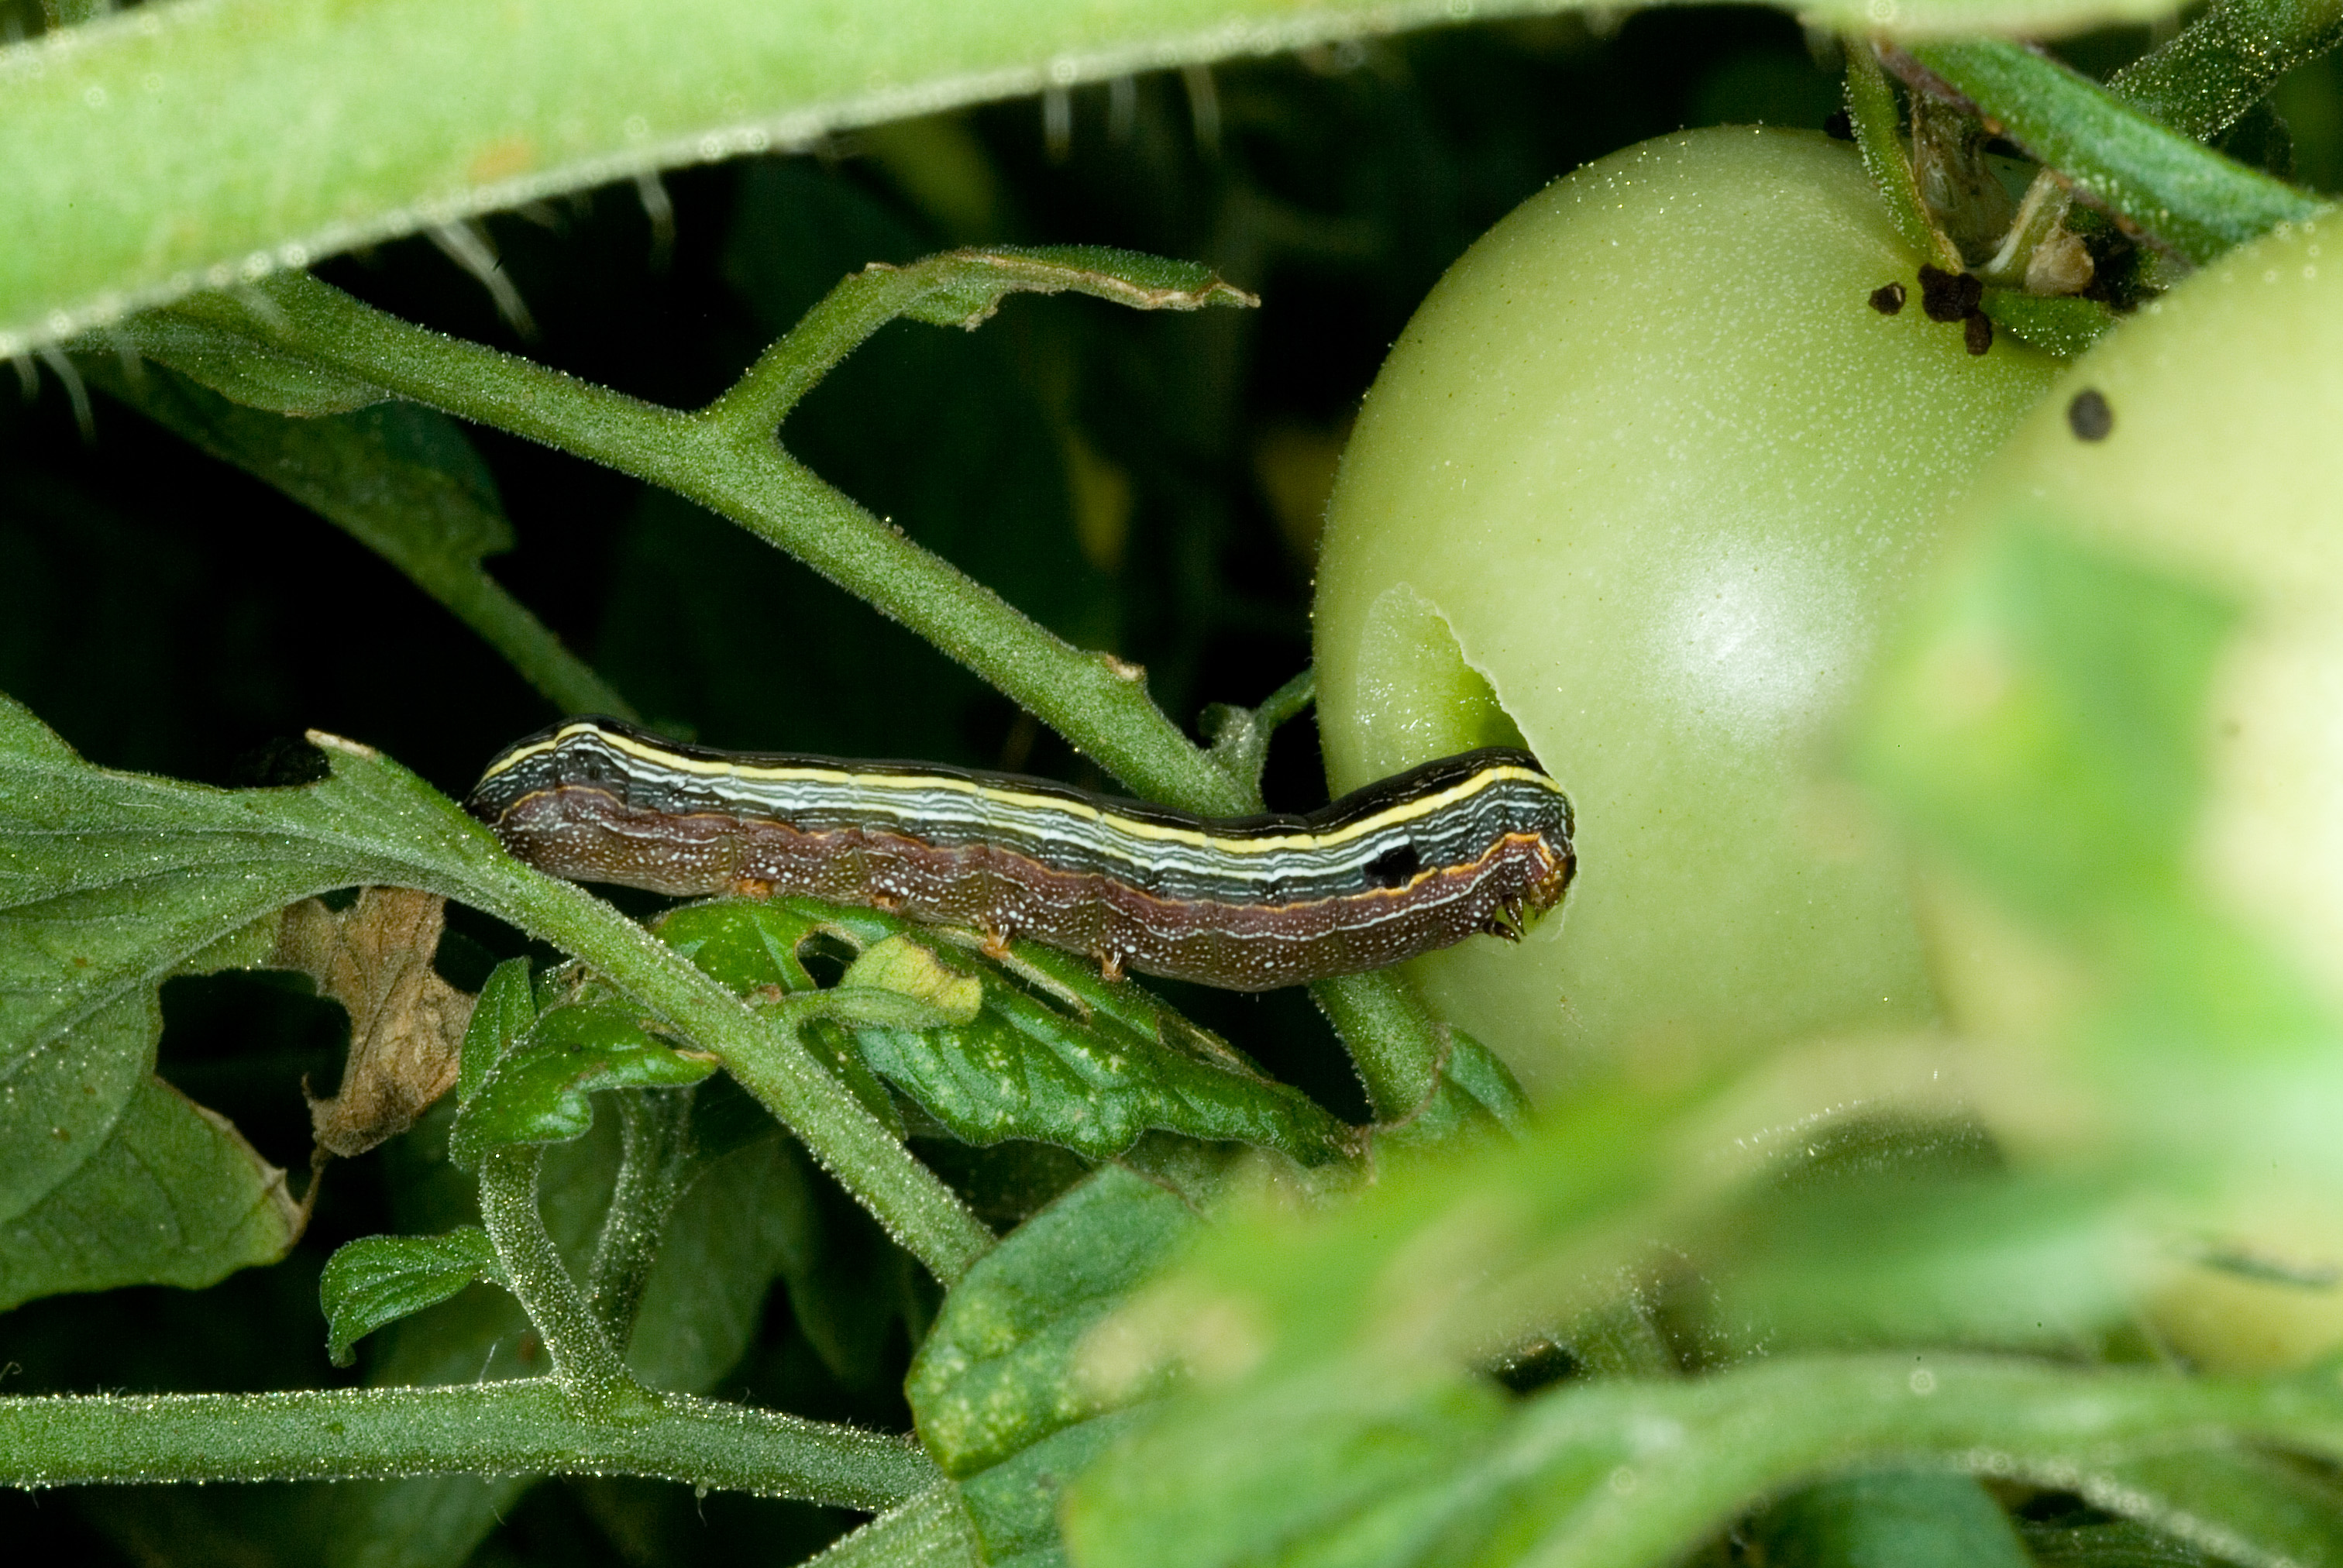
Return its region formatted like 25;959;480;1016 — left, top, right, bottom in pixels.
5;1;2343;1565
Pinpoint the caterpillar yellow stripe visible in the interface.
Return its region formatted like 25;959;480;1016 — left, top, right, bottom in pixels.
466;716;1575;992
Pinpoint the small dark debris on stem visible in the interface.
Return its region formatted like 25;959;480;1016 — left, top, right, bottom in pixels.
1963;310;1993;356
1869;281;1907;315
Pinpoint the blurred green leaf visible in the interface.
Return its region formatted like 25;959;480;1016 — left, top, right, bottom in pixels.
448;999;715;1167
2078;1448;2343;1566
1855;514;2341;1179
1857;518;2237;923
319;1227;505;1368
908;1164;1202;1479
659;899;1352;1164
0;0;2172;357
1748;1472;2032;1567
1067;1352;2343;1568
1065;1370;1516;1568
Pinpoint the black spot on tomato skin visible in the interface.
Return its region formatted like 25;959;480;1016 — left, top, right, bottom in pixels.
1362;842;1423;889
1963;310;1994;356
1918;264;1983;324
1869;282;1906;315
2067;388;2114;441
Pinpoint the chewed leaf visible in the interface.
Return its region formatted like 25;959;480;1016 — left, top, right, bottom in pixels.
659;900;1353;1164
319;1226;504;1367
844;934;985;1025
278;886;472;1157
893;245;1258;330
449;999;714;1166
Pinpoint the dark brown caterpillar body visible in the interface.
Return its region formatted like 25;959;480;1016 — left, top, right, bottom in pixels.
465;717;1575;992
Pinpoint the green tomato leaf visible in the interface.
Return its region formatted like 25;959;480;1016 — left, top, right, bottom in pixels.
318;1226;505;1368
77;356;634;720
1904;38;2321;266
889;245;1256;331
103;308;394;415
624;1129;822;1393
1748;1473;2032;1568
659;899;1353;1164
458;956;535;1107
91;360;511;564
448;998;715;1167
909;1164;1202;1479
1374;1027;1536;1158
955;1407;1153;1568
0;692;516;1240
0;1071;301;1311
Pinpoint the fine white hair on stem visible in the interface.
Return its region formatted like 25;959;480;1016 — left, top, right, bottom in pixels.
35;346;93;444
634;171;676;273
430;220;538;339
1108;76;1137;143
1181;64;1221;159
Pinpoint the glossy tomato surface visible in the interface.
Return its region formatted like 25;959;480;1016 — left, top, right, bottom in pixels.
1314;127;2059;1091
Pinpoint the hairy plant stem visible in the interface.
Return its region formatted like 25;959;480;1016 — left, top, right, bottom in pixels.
585;1088;700;1350
1315;968;1443;1119
421;836;996;1285
2107;0;2343;143
475;1144;646;1415
174;274;1455;1130
0;1381;936;1507
1846;43;1963;273
1966;0;2343;288
1901;37;2319;266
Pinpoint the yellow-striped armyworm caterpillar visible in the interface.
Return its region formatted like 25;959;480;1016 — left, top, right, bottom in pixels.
466;717;1574;992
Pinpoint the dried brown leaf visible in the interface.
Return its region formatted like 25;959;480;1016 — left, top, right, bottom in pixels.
277;885;473;1156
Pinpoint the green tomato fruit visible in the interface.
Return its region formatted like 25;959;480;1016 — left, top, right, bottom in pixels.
1908;214;2343;1370
1313;127;2059;1092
